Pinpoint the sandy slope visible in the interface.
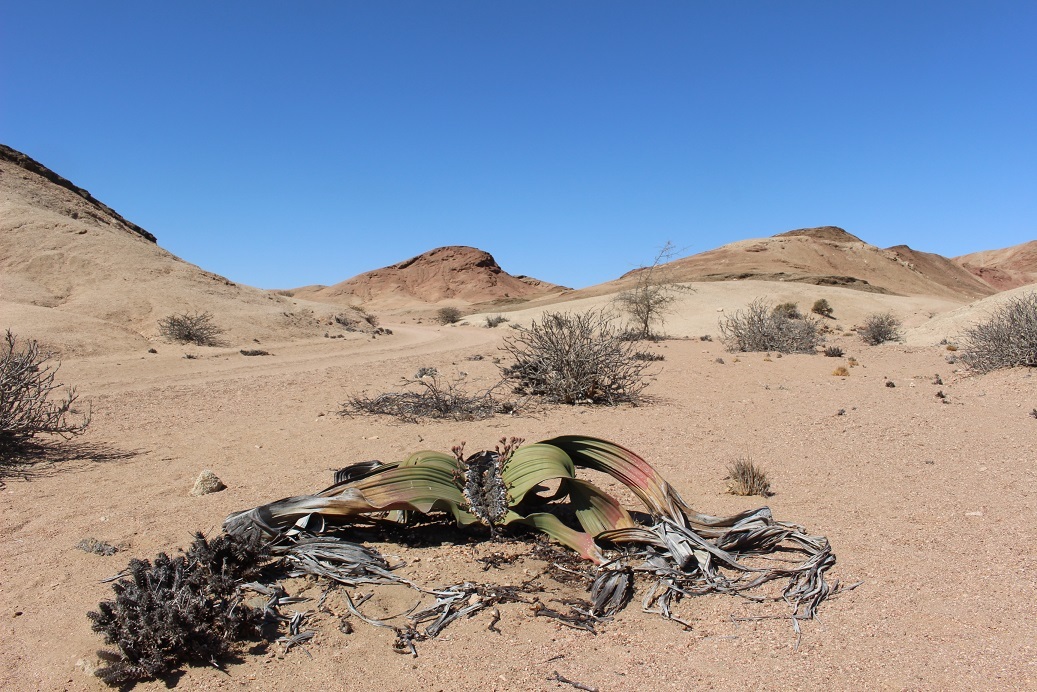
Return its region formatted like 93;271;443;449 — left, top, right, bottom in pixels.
2;318;1036;691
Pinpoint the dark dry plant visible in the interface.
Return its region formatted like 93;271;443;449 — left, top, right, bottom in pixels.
718;299;823;354
88;531;269;686
1;329;90;451
824;345;845;358
158;311;224;346
958;292;1037;373
499;310;652;405
858;312;903;345
725;455;772;497
343;371;516;422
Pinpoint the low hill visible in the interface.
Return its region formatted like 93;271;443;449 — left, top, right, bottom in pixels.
293;246;569;311
607;226;996;302
0;145;360;354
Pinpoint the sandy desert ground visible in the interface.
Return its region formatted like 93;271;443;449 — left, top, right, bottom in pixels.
2;146;1036;690
3;306;1036;691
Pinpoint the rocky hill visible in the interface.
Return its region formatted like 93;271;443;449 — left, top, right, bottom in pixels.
293;246;568;310
956;240;1037;290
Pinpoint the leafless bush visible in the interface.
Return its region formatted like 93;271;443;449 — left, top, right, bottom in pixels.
959;292;1037;372
726;456;772;497
485;315;509;328
858;312;903;345
824;345;845;357
499;310;652;405
343;372;516;422
158;312;224;346
632;350;664;362
437;307;462;325
615;242;692;340
718;299;822;354
1;330;90;451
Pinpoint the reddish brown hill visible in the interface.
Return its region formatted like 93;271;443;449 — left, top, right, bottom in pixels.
955;240;1037;290
605;226;995;301
294;246;568;310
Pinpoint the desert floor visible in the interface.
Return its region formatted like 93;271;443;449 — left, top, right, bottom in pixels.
2;322;1035;691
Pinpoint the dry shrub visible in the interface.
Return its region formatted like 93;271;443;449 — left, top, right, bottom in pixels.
772;302;802;320
158;311;224;346
832;366;850;377
485;314;509;328
718;299;822;354
437;306;463;325
859;312;903;345
500;310;651;405
959;292;1037;373
726;456;772;496
812;298;834;318
824;345;845;358
343;370;516;422
1;330;90;450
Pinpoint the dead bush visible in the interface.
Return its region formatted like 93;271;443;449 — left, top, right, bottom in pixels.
158;312;224;346
959;292;1037;373
343;371;516;422
437;307;463;325
718;299;822;354
499;310;652;405
725;456;772;497
1;330;90;451
858;312;903;345
824;345;845;357
485;315;509;328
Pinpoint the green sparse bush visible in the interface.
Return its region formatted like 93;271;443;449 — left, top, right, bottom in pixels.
859;312;903;345
158;312;224;346
718;299;822;354
959;292;1037;372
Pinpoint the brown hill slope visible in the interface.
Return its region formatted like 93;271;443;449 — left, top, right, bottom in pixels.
609;226;996;301
0;145;354;354
294;246;569;311
956;240;1037;290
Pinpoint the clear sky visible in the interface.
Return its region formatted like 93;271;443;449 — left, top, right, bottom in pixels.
2;2;1035;290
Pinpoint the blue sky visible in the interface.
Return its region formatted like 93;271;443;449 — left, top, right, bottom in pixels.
2;2;1034;290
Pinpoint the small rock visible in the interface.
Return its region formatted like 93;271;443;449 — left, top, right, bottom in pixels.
191;470;226;496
